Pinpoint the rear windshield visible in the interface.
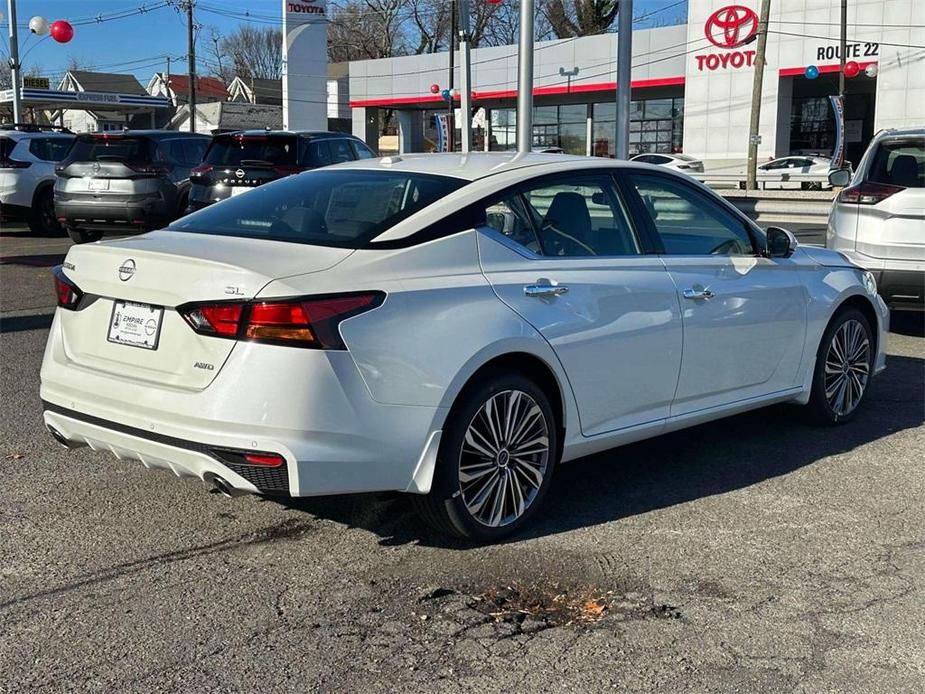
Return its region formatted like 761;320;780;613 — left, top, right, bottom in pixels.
868;139;924;188
168;169;466;248
205;135;298;166
66;135;155;163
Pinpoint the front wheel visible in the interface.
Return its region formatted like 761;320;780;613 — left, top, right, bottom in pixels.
412;373;559;541
806;308;874;424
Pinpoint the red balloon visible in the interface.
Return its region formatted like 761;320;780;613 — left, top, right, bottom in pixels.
430;83;440;94
50;20;74;43
486;0;503;4
844;60;860;78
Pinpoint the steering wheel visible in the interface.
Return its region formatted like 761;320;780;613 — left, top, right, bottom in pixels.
708;238;740;256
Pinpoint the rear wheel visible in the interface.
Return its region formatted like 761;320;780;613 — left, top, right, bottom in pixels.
412;373;559;541
28;187;62;236
66;226;103;244
806;308;873;424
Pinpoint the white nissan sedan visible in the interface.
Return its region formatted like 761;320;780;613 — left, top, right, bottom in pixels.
41;153;888;541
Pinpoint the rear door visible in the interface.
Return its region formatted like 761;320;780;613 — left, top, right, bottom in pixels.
622;171;807;416
855;136;925;262
477;172;682;436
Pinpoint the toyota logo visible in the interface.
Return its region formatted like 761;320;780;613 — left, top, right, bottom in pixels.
235;168;245;178
118;259;136;282
704;5;758;49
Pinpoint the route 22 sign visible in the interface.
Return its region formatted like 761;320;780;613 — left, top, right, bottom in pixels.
695;5;759;72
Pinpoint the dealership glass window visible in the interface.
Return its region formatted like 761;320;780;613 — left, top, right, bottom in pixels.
592;97;684;157
488;105;587;154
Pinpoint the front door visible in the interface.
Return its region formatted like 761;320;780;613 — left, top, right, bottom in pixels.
476;173;683;437
621;171;808;417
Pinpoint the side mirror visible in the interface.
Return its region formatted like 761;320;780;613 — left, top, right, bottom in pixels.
828;168;851;187
767;226;797;258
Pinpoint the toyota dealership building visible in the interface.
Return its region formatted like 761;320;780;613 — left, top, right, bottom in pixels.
349;0;924;168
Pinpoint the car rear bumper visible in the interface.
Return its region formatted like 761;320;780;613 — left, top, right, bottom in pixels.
55;196;174;230
40;311;446;497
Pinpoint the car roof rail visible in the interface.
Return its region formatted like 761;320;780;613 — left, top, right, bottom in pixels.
0;123;73;133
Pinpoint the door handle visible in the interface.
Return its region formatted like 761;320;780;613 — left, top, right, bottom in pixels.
682;287;715;301
524;282;568;298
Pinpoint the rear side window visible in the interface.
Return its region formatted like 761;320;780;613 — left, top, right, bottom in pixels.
329;139;354;163
28;137;73;161
204;135;298;166
305;140;334;167
868;139;924;188
168;169;465;248
66;136;155;163
0;137;15;161
183;138;209;166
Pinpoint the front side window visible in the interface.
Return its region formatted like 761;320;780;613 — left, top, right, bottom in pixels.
513;177;641;257
168;170;465;248
351;140;376;159
483;196;542;254
330;140;354;163
305;140;333;166
627;173;755;256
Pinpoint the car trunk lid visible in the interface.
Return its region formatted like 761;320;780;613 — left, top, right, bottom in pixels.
57;231;354;389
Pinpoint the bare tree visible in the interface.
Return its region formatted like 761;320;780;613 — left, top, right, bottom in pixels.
211;25;282;81
328;0;410;62
543;0;620;38
0;62;10;90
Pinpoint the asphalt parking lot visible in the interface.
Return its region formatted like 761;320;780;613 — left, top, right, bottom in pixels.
1;224;923;693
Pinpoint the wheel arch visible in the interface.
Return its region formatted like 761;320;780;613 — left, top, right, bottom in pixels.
30;177;55;206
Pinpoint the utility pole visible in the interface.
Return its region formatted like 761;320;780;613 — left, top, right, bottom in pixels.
458;0;472;153
447;0;457;151
516;0;534;154
185;0;197;133
6;0;23;123
615;0;633;159
838;0;847;102
165;55;171;82
746;0;771;190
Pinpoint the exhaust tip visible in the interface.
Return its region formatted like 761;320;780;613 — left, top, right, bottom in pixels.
47;425;83;449
207;475;246;498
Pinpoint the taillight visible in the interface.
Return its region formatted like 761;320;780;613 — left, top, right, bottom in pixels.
53;266;83;310
190;163;213;177
177;292;384;349
127;161;171;175
272;164;302;177
838;182;905;205
0;158;31;169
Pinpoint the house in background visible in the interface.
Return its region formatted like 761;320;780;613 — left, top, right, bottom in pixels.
225;62;351;133
146;73;229;107
166;100;283;134
57;70;154;132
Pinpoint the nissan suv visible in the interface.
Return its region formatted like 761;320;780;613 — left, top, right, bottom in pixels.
828;128;924;310
54;130;210;243
187;130;376;211
0;125;75;235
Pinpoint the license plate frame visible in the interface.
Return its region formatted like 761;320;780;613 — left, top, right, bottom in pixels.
88;179;110;191
107;300;164;351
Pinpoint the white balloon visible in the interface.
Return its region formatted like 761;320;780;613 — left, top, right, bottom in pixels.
864;64;879;78
29;16;49;36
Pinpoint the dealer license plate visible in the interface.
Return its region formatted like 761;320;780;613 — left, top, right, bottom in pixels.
107;300;164;350
88;179;110;191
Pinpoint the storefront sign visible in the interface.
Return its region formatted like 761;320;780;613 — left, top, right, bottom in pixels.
23;76;50;89
282;0;327;130
695;5;759;72
816;42;879;61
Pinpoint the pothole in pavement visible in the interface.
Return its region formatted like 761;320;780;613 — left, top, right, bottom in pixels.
414;582;683;638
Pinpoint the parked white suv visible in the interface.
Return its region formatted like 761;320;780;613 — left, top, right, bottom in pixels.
0;125;75;235
827;128;924;310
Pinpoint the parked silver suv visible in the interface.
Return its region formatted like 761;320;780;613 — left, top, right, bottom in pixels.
827;128;924;310
54;130;210;243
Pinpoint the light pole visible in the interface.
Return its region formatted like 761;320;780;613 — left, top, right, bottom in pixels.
615;0;632;159
6;0;22;122
516;0;534;154
458;0;472;152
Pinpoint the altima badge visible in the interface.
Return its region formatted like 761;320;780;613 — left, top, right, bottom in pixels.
118;259;136;282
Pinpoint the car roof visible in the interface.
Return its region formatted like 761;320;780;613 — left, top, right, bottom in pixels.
328;151;639;181
74;130;209;139
219;130;358;139
0;129;74;140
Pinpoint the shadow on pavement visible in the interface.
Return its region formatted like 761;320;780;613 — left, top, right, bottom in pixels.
275;352;924;549
0;253;67;267
890;311;924;338
0;313;54;333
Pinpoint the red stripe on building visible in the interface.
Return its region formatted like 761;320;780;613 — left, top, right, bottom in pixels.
349;76;685;108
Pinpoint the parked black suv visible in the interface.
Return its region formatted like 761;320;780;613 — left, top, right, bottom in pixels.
55;130;210;243
187;130;376;211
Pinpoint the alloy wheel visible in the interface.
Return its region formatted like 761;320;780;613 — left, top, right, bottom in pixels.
458;389;550;528
824;319;870;417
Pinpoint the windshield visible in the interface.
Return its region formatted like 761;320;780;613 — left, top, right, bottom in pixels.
168;169;466;247
66;135;155;163
205;135;298;166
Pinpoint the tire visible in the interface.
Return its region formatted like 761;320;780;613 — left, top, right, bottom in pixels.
411;372;559;542
806;307;874;424
28;187;62;237
66;226;103;244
